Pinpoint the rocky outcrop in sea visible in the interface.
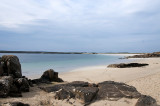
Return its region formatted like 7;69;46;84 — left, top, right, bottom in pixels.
126;52;160;58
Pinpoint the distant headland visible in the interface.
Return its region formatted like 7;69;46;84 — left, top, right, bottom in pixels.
0;50;141;54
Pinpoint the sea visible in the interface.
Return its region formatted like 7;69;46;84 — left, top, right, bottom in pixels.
0;53;132;78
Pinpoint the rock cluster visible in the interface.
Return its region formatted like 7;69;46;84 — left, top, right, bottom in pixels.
0;55;63;98
40;81;98;104
0;55;30;98
126;52;160;58
97;81;141;100
40;81;155;105
107;63;149;68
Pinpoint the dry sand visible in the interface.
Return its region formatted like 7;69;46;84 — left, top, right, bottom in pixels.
60;58;160;83
1;57;160;106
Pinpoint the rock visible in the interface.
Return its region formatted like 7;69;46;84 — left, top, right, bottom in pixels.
108;63;148;68
9;81;23;97
116;83;141;98
97;81;141;100
40;81;159;105
22;76;33;87
41;81;99;104
0;76;13;97
32;69;63;84
97;81;125;100
75;87;99;104
1;55;22;78
153;52;160;54
42;81;141;104
40;84;76;101
41;69;57;81
14;78;30;92
41;81;141;102
41;69;63;82
126;52;160;58
10;84;19;93
1;102;30;106
0;55;33;98
135;95;157;106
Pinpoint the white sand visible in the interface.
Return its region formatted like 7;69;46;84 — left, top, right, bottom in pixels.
1;57;160;106
127;70;160;105
60;58;160;83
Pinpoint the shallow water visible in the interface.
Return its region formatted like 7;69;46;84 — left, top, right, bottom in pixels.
0;53;129;77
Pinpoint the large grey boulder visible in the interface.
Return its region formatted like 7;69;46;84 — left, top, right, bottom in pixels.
1;55;22;78
32;69;63;84
97;81;141;100
40;69;63;82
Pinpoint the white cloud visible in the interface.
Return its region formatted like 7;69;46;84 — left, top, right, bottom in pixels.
0;0;50;28
0;0;160;30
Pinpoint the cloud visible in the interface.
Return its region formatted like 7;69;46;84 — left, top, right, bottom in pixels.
0;0;50;28
0;0;160;52
1;0;159;29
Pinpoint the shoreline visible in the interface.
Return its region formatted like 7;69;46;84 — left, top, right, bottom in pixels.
26;53;137;79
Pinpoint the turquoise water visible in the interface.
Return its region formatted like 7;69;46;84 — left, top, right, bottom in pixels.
0;53;128;77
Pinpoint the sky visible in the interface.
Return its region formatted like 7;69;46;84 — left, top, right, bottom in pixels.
0;0;160;53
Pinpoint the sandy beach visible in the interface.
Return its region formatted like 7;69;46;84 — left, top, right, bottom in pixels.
1;57;160;106
60;58;160;83
59;58;160;105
